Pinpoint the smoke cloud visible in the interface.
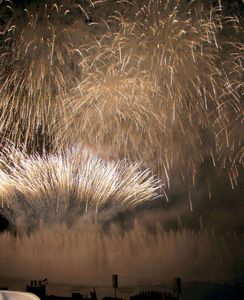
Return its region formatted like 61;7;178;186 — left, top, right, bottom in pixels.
0;217;244;286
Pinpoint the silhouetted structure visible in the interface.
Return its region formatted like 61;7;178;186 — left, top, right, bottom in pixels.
89;289;97;300
48;290;97;300
26;279;97;300
26;279;48;300
173;278;182;299
102;297;122;300
130;291;178;300
112;274;118;299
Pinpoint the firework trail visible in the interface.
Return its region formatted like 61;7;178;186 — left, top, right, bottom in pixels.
0;0;243;210
0;145;160;232
0;0;106;151
59;0;243;200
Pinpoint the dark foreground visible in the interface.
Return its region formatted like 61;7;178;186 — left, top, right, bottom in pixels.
1;278;244;300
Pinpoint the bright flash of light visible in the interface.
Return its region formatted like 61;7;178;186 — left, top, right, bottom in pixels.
0;0;243;211
0;145;161;232
58;0;243;206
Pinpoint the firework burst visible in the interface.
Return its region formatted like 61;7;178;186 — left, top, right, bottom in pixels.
58;0;243;200
0;0;105;151
0;0;242;211
0;145;161;231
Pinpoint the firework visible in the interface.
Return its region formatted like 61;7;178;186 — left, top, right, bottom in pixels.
0;0;106;151
0;145;161;231
58;0;243;202
0;0;243;211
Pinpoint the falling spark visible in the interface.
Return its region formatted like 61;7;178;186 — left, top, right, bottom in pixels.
0;145;161;232
0;0;243;211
